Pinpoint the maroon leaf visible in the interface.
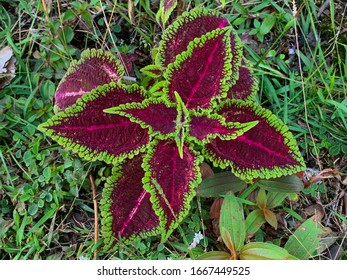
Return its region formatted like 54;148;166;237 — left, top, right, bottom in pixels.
228;60;258;101
164;28;232;110
106;99;177;135
203;100;306;181
158;7;229;67
55;49;124;110
119;52;138;75
156;0;178;28
189;113;257;143
39;83;149;164
143;139;202;240
101;154;160;251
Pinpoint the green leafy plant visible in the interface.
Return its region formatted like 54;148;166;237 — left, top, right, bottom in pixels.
38;8;306;252
197;188;328;260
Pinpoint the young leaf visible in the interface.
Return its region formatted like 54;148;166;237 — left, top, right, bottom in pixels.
219;192;246;251
263;209;278;229
156;0;178;28
100;154;160;251
284;216;327;259
188;112;258;144
55;49;124;110
197;171;247;198
39;83;150;164
220;227;237;259
140;64;163;78
240;242;298;260
256;189;267;209
142;139;202;241
164;27;233;109
203;100;306;181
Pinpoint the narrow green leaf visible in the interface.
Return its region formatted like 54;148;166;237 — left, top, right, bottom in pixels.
219;192;246;251
284;216;327;259
28;205;58;235
196;171;247;197
16;214;31;246
283;207;303;221
240;242;298;260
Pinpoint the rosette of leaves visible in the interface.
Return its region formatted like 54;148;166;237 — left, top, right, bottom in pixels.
39;8;305;251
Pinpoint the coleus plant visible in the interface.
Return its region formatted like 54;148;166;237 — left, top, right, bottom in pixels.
39;8;306;251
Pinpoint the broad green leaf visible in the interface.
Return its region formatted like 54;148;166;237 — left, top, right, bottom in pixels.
219;192;246;251
259;14;276;35
256;175;304;193
240;242;298;260
245;209;266;235
220;227;236;258
196;171;247;197
266;192;288;208
284;216;327;259
196;251;231;260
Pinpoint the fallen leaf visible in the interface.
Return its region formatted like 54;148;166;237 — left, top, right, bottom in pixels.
128;0;135;25
303;203;325;222
0;46;16;88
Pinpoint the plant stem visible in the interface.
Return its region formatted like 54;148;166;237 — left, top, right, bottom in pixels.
89;172;99;260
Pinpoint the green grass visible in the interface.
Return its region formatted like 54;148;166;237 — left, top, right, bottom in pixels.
0;0;346;260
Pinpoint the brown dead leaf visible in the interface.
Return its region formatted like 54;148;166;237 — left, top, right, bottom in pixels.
308;168;342;185
0;46;16;88
128;0;135;25
303;203;325;222
210;198;223;237
210;197;223;220
199;162;214;180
